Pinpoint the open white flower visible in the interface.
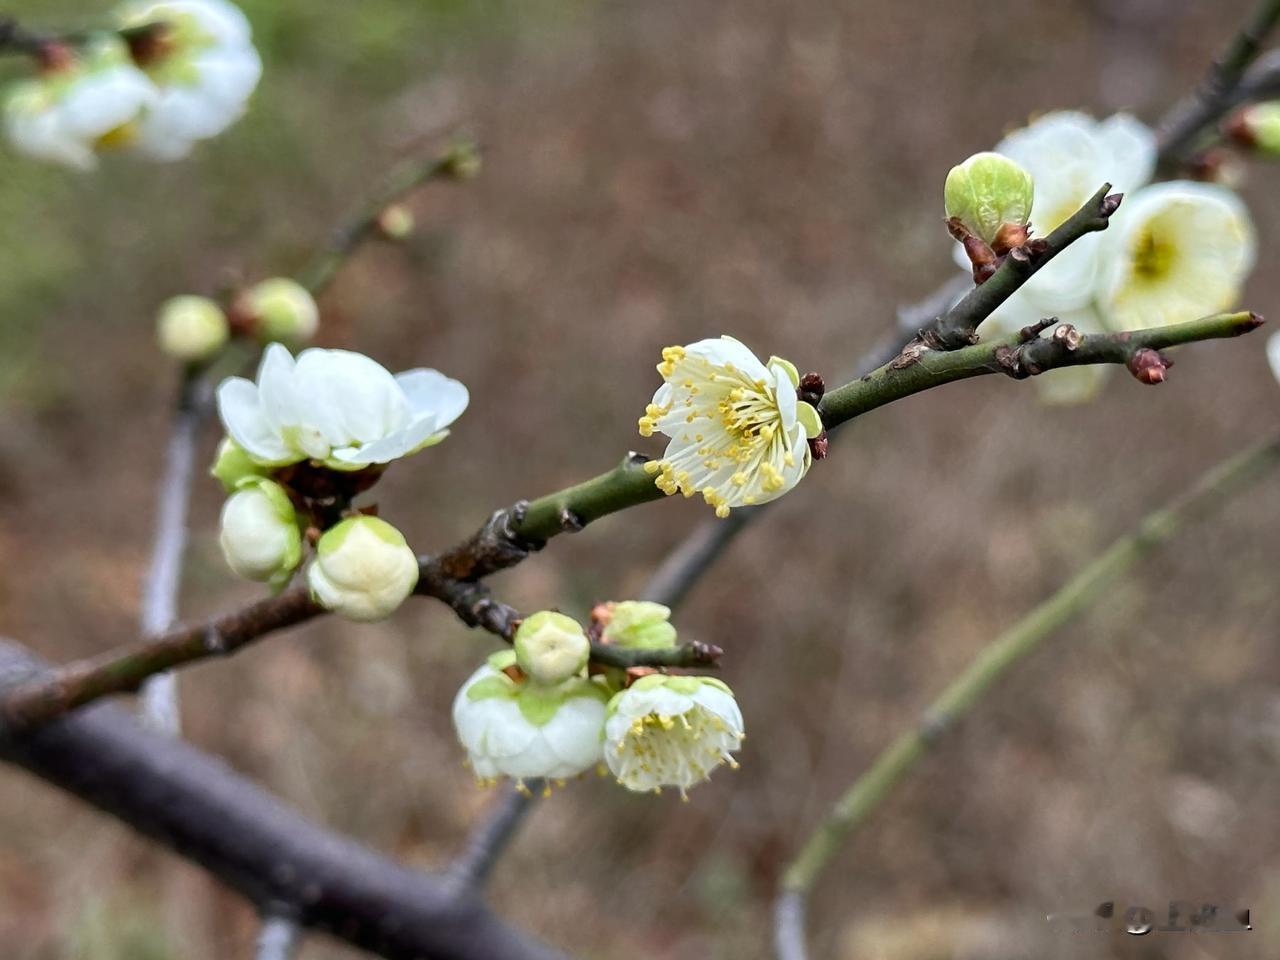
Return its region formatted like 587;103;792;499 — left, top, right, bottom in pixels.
307;516;419;622
1096;181;1256;332
116;0;262;160
639;336;822;517
3;36;156;170
453;651;610;783
604;674;744;796
216;343;468;469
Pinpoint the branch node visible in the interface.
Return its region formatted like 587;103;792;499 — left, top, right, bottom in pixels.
203;626;228;656
1017;316;1058;343
1052;323;1083;351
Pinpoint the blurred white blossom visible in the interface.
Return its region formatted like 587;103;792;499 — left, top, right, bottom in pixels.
116;0;262;160
3;36;156;170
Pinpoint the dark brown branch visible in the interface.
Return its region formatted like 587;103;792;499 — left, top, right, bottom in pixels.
0;641;566;960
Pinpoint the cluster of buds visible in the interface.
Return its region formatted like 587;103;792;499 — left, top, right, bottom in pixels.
212;343;469;622
155;277;318;364
453;602;744;797
2;0;262;169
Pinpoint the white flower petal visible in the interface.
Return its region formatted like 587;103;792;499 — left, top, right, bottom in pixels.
394;368;470;429
216;376;294;463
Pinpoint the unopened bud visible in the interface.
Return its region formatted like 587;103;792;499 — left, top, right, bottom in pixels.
219;479;302;588
1227;102;1280;155
514;611;590;683
156;295;228;362
601;601;677;650
308;516;419;622
377;203;415;240
944;152;1035;250
443;140;482;180
240;277;319;343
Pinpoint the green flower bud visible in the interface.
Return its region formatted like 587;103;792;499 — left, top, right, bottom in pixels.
377;203;415;240
308;516;419;622
944;151;1034;247
443;139;482;181
156;295;228;362
241;277;319;343
602;601;677;650
1232;102;1280;155
210;437;268;492
514;611;590;684
219;479;302;589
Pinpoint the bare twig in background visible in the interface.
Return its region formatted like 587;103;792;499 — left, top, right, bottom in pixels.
0;641;567;960
137;369;211;733
1156;0;1280;163
772;434;1280;960
256;914;301;960
449;781;545;890
297;140;480;297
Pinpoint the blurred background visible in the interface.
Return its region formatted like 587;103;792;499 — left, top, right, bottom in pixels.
1;0;1278;957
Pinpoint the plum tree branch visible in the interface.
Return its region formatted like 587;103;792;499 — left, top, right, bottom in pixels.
297;139;480;297
1;303;1259;729
0;641;568;960
772;433;1280;960
1156;0;1280;164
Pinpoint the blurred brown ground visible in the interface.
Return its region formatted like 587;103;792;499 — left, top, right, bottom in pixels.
1;0;1279;957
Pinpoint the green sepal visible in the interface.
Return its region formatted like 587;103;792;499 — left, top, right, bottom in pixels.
466;674;518;703
486;650;518;671
796;401;823;439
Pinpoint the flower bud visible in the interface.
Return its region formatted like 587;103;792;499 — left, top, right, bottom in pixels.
219;479;302;588
944;151;1035;248
307;516;419;622
240;277;319;343
156;295;229;362
377;203;415;240
210;436;267;492
514;611;590;684
443;140;482;181
601;601;677;650
1228;102;1280;155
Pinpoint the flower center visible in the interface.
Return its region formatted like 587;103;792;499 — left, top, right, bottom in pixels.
1130;227;1177;281
95;119;141;150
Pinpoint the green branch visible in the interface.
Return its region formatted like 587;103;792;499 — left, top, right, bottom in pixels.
773;433;1280;960
296;139;480;296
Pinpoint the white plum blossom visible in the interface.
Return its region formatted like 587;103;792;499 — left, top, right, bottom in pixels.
218;478;301;588
156;294;228;361
638;336;822;517
604;674;744;796
216;343;469;470
1267;332;1280;385
452;651;610;784
1096;182;1256;332
3;36;156;170
116;0;262;160
307;516;419;622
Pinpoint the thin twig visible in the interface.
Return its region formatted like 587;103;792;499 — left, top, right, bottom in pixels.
255;914;301;960
1156;0;1280;164
449;781;544;890
772;434;1280;960
137;369;210;734
296;140;479;297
